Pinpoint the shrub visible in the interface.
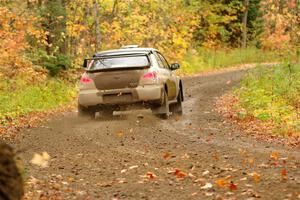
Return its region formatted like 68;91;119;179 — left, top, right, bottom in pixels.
0;77;76;126
179;47;288;74
30;50;71;76
235;63;300;134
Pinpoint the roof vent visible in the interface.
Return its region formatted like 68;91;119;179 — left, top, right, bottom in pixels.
121;45;139;49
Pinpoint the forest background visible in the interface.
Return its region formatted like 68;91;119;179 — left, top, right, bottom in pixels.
0;0;299;135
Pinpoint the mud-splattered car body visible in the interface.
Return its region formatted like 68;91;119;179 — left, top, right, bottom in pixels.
78;47;183;118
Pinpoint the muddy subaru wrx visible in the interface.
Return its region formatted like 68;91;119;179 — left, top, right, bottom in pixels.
78;46;183;119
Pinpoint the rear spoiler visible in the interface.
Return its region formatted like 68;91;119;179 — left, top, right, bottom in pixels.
83;53;151;72
93;51;152;57
93;52;150;58
83;53;151;69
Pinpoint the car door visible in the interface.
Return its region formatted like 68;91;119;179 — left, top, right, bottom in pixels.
155;52;177;100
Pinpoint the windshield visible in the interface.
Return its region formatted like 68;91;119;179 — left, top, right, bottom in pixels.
87;55;150;70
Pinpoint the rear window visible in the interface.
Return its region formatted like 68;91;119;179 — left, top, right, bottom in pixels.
88;55;150;70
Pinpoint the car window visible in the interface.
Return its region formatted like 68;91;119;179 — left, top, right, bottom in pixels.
88;55;150;70
157;53;170;69
154;52;164;68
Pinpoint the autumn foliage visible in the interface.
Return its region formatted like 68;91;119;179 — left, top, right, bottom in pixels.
0;7;32;78
260;0;300;50
0;0;298;77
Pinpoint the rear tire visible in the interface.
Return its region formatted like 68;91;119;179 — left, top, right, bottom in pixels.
151;90;170;119
99;107;114;118
78;104;95;119
170;88;183;115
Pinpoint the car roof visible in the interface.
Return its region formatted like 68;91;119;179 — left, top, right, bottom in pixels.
94;47;158;57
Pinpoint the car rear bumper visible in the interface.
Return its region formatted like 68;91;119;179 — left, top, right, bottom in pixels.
78;85;163;106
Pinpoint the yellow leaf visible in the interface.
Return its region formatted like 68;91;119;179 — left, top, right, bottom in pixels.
30;152;50;168
249;172;261;183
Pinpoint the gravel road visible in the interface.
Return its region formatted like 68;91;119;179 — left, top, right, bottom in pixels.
17;69;300;200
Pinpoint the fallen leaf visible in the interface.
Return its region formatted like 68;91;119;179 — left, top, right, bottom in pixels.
228;182;237;191
257;163;269;168
201;182;213;190
146;172;156;179
248;158;255;165
202;170;210;176
116;130;124;137
117;178;126;184
212;152;219;160
239;148;247;155
204;192;214;196
30;152;50;168
270;151;280;160
188;173;195;178
225;175;232;180
181;153;190;159
249;172;261;183
62;181;69;185
163;152;171;160
215;178;227;188
194;178;206;185
281;168;287;180
191;192;197;196
174;169;186;179
129;165;138;170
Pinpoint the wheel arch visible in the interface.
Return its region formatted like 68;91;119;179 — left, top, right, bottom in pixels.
164;83;168;95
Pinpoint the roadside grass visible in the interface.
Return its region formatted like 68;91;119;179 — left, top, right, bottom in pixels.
180;47;297;74
234;63;300;136
0;76;77;127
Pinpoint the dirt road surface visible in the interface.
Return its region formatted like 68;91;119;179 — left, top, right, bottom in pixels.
15;69;300;200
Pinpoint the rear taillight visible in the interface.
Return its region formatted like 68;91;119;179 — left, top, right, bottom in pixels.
143;72;157;79
80;77;92;84
140;71;158;85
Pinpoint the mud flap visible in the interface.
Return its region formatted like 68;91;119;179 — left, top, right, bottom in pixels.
151;90;178;118
151;101;171;116
169;102;182;114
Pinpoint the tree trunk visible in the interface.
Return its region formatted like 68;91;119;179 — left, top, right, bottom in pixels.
85;3;93;56
38;0;43;7
0;142;23;200
27;0;34;9
111;0;119;17
242;0;249;48
93;0;101;51
61;0;68;55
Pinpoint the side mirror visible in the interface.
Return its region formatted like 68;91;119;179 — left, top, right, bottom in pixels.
170;63;180;71
83;59;88;68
